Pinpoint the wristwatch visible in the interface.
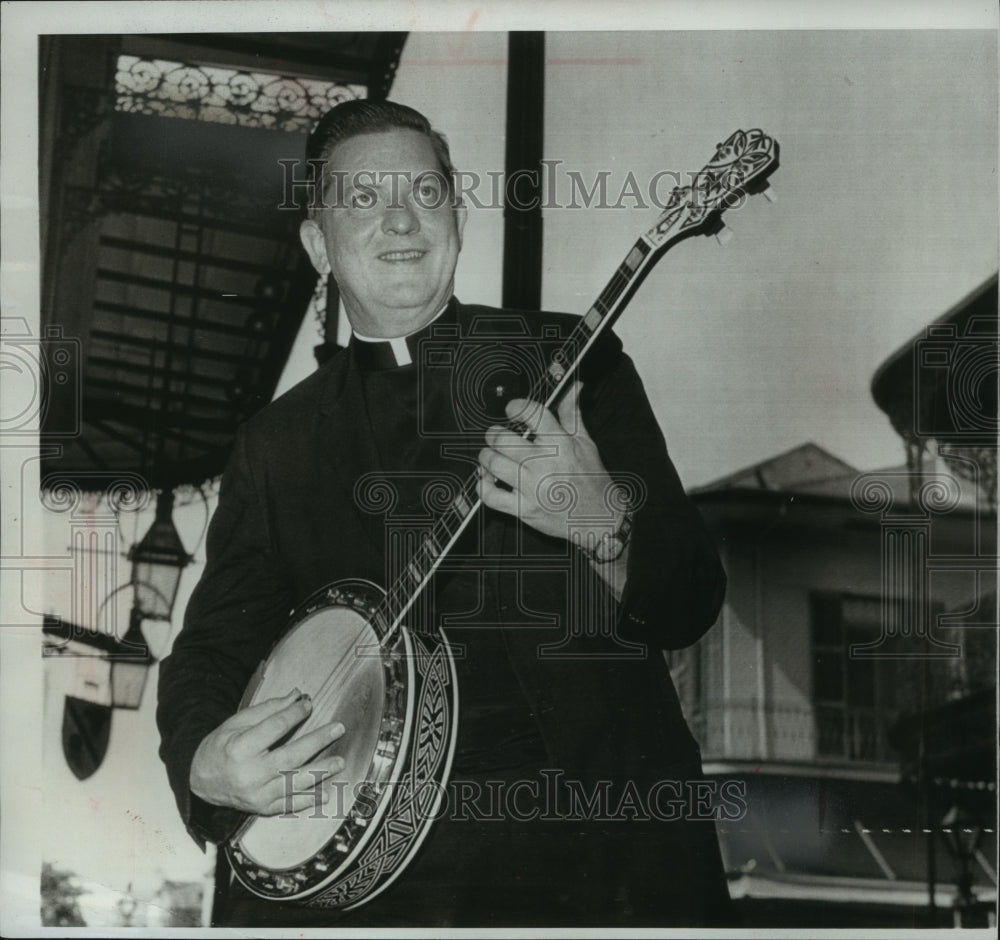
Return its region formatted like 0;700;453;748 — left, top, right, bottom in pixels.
584;508;634;564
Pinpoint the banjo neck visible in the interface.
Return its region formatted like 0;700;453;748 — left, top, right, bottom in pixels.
377;128;779;645
375;238;658;643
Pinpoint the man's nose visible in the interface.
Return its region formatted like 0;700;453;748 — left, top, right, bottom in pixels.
382;200;420;235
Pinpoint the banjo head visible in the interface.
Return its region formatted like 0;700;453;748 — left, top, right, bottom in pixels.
228;580;412;895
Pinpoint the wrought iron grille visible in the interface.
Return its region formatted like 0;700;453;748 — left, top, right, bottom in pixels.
115;55;366;132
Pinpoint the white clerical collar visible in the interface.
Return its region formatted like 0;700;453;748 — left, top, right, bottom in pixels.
352;304;450;368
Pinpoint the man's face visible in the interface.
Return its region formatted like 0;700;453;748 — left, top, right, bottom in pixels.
300;129;466;338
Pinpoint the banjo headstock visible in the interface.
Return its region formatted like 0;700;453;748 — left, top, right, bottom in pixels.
644;128;779;249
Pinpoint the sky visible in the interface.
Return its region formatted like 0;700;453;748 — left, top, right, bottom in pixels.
2;1;997;931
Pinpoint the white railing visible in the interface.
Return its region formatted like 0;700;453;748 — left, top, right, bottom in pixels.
691;700;893;764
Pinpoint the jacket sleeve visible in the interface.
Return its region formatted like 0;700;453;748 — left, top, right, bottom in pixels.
156;426;295;848
579;332;726;650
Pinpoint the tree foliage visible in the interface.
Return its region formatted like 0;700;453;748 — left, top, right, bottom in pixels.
40;862;87;927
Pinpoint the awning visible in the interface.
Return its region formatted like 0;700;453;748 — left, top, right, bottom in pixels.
711;770;997;907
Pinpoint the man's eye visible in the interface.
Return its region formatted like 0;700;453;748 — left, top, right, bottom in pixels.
418;180;441;200
351;191;376;209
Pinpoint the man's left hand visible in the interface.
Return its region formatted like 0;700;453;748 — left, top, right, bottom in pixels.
477;381;622;547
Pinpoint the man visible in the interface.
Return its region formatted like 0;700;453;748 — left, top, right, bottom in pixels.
157;99;732;927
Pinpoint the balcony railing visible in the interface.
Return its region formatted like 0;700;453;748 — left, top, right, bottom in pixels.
815;704;890;762
692;699;894;764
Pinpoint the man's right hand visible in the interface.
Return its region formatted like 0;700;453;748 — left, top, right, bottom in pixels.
190;689;347;816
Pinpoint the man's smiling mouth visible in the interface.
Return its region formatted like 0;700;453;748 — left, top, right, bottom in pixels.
378;250;426;262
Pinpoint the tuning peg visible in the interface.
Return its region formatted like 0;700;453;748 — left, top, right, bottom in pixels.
716;224;733;246
760;183;777;204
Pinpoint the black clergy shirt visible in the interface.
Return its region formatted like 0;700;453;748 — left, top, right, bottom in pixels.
353;318;548;777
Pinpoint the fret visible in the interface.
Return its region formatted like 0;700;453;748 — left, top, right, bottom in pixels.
379;589;401;629
589;239;652;320
371;603;390;635
598;272;629;310
582;307;602;333
623;243;647;271
600;272;628;307
436;509;461;540
419;535;439;570
426;527;449;563
453;491;472;517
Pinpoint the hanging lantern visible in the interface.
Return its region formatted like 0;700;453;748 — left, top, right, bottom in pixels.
108;608;154;710
129;489;190;621
44;610;155;778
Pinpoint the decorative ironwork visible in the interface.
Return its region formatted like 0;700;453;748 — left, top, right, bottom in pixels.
115;55;366;133
939;443;997;513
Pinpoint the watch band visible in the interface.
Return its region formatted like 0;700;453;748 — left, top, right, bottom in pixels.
583;507;634;564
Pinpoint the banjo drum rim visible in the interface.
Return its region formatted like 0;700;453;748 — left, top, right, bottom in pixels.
226;579;415;900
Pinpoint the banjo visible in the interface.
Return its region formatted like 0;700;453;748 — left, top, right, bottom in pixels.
225;128;779;908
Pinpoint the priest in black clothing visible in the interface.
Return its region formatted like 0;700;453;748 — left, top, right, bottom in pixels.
156;99;734;927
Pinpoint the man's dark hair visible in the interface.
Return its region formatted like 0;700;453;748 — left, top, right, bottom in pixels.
305;99;456;213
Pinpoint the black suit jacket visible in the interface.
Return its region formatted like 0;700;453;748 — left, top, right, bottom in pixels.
156;298;728;919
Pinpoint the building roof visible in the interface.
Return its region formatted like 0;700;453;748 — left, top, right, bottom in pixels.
692;441;984;515
691;442;858;494
871;274;998;448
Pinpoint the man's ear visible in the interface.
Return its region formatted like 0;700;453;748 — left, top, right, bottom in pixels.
299;219;331;276
455;202;468;249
